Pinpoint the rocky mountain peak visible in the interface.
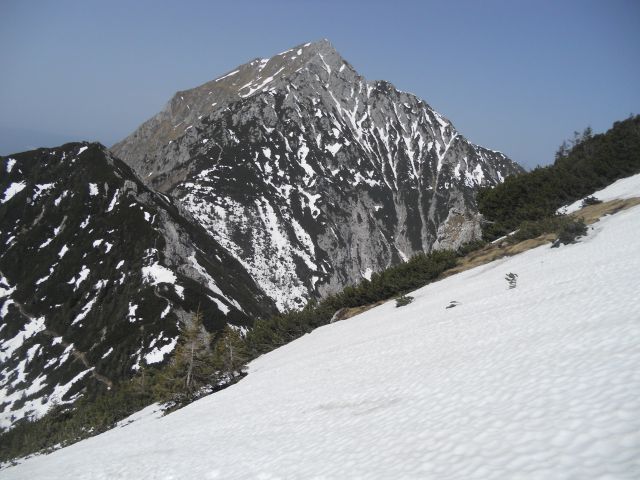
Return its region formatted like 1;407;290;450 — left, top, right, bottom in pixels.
111;39;350;180
112;40;524;311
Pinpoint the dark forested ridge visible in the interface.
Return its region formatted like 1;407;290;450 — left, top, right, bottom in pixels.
477;115;640;239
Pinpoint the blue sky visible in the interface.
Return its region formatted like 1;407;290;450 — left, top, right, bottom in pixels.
1;0;638;168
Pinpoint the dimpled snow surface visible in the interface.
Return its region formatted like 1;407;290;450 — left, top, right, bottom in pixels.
4;206;640;479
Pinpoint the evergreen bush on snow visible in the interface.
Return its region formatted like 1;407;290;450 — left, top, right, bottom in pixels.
581;196;602;207
553;218;588;247
395;294;414;307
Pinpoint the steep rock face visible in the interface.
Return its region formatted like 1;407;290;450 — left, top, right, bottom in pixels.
0;144;276;429
113;40;524;310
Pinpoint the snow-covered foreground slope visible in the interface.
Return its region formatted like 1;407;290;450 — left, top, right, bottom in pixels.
5;205;640;479
560;172;640;214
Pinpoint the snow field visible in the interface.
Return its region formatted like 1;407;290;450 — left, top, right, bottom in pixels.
4;203;640;479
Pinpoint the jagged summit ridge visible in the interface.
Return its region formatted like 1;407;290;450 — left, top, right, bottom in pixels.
112;40;524;310
205;39;343;95
111;39;347;176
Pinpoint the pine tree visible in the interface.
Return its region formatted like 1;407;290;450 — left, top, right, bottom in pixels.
213;326;249;384
156;308;216;402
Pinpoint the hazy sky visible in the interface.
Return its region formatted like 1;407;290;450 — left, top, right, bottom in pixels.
1;0;638;168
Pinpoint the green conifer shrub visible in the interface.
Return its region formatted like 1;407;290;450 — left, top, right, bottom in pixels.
554;218;588;246
581;196;602;207
395;294;414;307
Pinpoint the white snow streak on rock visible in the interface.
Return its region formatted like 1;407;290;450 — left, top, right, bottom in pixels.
141;263;176;286
127;303;138;319
0;316;45;363
141;262;183;299
72;266;90;290
361;267;373;281
1;182;26;204
0;275;16;301
325;142;342;155
32;183;55;201
106;189;119;212
144;337;178;365
214;69;239;82
187;254;240;312
71;297;97;326
53;190;69;207
5;158;16;173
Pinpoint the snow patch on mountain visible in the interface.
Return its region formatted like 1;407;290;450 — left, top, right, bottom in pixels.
187;254;240;312
5;158;16;173
142;263;177;289
32;183;55;201
106;189;119;212
71;297;97;326
1;182;26;204
144;337;178;365
181;192;313;311
0;315;45;363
